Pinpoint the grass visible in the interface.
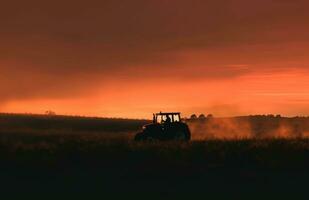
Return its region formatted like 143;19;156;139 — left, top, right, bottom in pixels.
1;134;309;170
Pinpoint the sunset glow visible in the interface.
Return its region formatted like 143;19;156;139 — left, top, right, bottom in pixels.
1;0;309;118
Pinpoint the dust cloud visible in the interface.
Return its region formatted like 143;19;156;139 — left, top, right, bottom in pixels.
187;116;309;140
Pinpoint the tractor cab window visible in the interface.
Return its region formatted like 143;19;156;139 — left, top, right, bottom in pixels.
173;114;180;122
156;115;163;123
162;115;172;123
155;113;181;124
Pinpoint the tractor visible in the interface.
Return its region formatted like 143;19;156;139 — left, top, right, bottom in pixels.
134;112;191;141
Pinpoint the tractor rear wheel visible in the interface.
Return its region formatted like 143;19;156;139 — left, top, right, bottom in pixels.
174;129;191;141
175;131;187;141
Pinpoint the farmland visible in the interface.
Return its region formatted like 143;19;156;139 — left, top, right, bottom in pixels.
1;113;309;199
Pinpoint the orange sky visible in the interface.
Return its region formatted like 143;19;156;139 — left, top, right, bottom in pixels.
1;0;309;119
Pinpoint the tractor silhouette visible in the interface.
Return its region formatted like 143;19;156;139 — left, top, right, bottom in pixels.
134;112;191;141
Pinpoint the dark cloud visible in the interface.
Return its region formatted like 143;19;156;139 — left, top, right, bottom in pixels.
1;0;309;102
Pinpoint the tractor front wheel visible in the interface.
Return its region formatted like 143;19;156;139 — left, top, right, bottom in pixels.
134;132;145;141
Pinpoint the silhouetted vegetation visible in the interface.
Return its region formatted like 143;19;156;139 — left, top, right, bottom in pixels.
0;113;149;133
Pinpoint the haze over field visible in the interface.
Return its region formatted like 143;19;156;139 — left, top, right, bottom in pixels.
1;0;309;118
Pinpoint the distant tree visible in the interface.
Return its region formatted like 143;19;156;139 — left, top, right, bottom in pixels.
207;114;214;119
45;110;56;116
198;114;206;120
190;114;197;120
276;114;281;118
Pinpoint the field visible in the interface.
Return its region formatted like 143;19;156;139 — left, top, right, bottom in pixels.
1;114;309;199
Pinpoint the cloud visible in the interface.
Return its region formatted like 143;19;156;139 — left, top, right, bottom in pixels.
0;0;309;107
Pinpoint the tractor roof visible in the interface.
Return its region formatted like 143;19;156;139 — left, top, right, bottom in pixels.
155;112;181;115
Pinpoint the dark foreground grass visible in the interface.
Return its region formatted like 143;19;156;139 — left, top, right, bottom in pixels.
1;132;309;199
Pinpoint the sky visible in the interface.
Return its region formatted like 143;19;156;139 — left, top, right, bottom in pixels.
1;0;309;119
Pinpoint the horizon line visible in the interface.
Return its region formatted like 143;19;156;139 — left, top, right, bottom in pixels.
1;112;308;120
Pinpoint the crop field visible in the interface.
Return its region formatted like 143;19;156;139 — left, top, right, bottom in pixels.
1;114;309;199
